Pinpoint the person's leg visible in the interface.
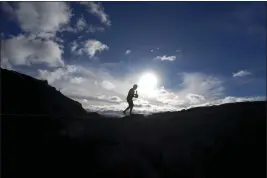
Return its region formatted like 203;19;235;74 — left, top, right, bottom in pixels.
123;106;130;114
123;99;131;114
129;100;134;115
130;106;133;115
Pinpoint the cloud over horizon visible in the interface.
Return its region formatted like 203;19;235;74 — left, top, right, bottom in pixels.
35;63;265;115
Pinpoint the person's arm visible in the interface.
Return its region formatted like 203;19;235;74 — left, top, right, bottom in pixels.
129;89;135;98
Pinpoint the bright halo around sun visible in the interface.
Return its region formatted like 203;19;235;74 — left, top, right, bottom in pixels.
137;72;158;97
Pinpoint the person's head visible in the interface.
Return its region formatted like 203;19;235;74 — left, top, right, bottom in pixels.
133;84;138;90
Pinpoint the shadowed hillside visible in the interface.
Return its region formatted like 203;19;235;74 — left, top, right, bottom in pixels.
1;68;99;117
1;68;266;178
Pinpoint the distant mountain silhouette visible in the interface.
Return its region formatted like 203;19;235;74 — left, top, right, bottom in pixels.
1;68;99;117
1;68;266;178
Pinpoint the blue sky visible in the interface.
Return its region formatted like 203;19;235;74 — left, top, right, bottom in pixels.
1;2;266;115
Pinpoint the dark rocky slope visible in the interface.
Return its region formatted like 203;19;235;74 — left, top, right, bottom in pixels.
1;68;266;178
1;68;99;116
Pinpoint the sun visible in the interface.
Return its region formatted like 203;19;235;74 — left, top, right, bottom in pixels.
137;72;158;96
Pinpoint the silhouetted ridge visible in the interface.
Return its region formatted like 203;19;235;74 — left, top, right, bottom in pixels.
1;68;98;116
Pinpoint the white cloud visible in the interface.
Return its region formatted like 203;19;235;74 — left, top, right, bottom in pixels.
39;65;93;85
150;48;160;53
70;41;79;53
86;25;105;33
134;98;152;108
85;40;109;58
71;40;109;58
29;32;56;40
37;65;254;116
80;2;111;26
95;80;116;90
108;96;123;103
70;77;84;84
233;70;251;77
62;15;105;34
60;26;77;33
62;26;104;34
38;68;67;84
96;95;122;103
149;72;224;108
13;2;71;37
125;50;131;55
1;56;13;70
61;24;105;34
76;15;87;30
155;87;182;105
101;80;115;90
212;96;266;105
1;34;64;68
55;37;64;44
155;55;176;61
186;93;205;104
82;99;88;103
179;72;224;99
38;65;80;84
34;64;264;116
1;1;72;68
37;65;120;99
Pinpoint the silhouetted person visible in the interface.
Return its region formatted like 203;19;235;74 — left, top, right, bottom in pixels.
123;84;138;115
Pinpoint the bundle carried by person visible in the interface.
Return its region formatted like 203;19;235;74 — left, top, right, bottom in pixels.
134;91;138;98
